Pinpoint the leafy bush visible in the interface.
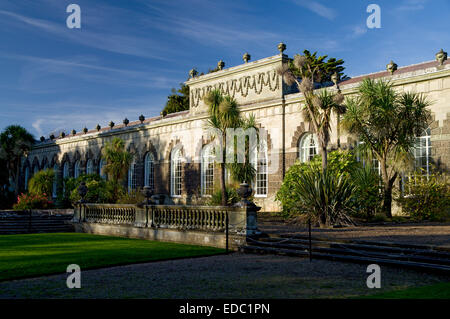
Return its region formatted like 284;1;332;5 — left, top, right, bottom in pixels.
276;150;358;218
64;174;115;205
13;193;53;210
70;180;116;204
350;165;383;220
116;189;145;204
287;164;355;227
28;169;54;197
398;172;450;221
207;185;240;206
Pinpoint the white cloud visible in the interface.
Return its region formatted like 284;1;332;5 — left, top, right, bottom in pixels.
396;0;428;11
0;10;171;60
350;25;368;38
32;119;44;137
291;0;337;20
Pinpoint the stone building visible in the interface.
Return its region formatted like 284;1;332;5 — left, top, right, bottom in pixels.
20;46;450;212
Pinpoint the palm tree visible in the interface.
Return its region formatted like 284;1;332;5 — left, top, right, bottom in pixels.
204;90;257;205
342;78;432;218
277;54;345;171
0;125;35;196
101;137;133;202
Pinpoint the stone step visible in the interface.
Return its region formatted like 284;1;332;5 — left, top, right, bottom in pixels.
240;245;450;274
247;238;450;267
273;234;450;253
258;237;450;258
0;215;74;235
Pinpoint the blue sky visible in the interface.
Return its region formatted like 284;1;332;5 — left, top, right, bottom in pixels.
1;0;449;138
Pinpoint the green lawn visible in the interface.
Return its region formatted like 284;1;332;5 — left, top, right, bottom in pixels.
361;282;450;299
0;233;225;282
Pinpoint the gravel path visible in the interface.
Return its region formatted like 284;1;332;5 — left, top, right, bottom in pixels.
1;253;448;299
260;222;450;247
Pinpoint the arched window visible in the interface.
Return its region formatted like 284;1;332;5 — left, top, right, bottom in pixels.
24;167;29;190
52;164;59;198
63;162;70;179
86;159;94;175
33;165;39;175
144;153;155;191
298;133;319;162
254;139;268;197
413;128;431;176
171;149;182;197
74;160;80;178
98;158;107;179
62;162;70;194
128;160;137;193
201;145;214;196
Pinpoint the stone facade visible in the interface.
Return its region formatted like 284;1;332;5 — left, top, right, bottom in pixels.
21;51;450;212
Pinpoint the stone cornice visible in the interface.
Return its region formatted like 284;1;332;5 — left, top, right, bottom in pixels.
185;54;289;86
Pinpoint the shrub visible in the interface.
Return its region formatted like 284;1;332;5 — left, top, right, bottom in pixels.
116;189;145;204
69;179;116;204
276;162;356;227
62;174;116;205
207;185;240;206
350;165;383;220
13;193;53;210
28;169;54;197
276;150;358;218
398;172;450;221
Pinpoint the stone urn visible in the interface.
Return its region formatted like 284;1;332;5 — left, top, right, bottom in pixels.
235;182;260;210
243;52;251;63
278;42;286;54
237;182;252;200
217;60;225;70
436;49;448;66
141;186;154;205
386;60;398;74
189;68;198;78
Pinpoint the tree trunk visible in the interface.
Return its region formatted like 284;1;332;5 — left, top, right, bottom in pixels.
380;158;393;218
220;162;227;206
382;183;393;219
337;114;341;149
320;145;327;172
220;135;228;206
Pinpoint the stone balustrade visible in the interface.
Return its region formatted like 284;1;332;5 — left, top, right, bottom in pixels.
72;202;260;249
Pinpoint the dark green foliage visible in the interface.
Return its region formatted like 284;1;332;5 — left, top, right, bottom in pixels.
207;185;240;206
398;172;450;221
0;125;35;195
289;49;347;84
350;165;383;220
342;78;432;218
276;150;384;223
116;189;146;204
276;150;358;219
28;169;54;198
276;162;355;226
162;84;189;115
65;174;116;204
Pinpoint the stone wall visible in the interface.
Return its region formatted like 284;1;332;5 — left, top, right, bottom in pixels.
23;52;450;212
